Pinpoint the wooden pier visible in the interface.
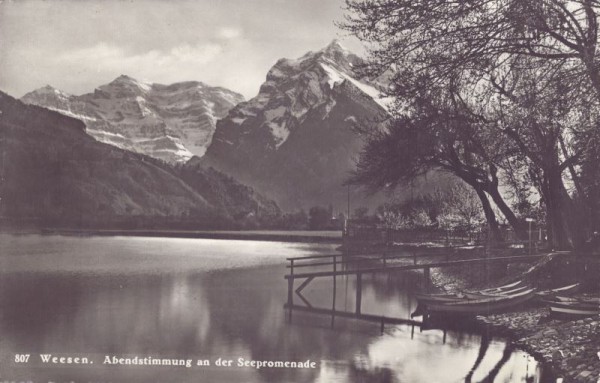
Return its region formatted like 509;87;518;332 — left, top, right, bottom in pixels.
284;251;544;320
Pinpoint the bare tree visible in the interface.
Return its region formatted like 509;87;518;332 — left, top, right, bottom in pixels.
349;74;527;242
342;0;600;98
342;0;600;249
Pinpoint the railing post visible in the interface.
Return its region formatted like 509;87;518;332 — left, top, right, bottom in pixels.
290;259;294;275
356;272;362;314
287;278;294;306
331;271;337;328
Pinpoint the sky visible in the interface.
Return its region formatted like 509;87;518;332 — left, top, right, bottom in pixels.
0;0;364;100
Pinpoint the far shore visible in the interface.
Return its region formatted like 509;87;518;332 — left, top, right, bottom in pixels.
19;228;344;244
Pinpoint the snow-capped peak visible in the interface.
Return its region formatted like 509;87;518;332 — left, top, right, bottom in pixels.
22;76;244;163
107;74;152;92
266;40;392;113
28;85;72;99
319;61;393;111
214;40;392;156
322;39;351;57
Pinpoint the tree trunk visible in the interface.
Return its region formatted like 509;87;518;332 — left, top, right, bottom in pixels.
539;165;587;250
484;185;528;240
473;187;502;244
449;168;505;243
540;169;570;250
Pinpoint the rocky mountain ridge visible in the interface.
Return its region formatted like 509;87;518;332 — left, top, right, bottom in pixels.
200;40;391;210
21;75;244;163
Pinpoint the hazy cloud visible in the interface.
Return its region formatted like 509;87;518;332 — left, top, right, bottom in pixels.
55;42;224;68
217;27;242;40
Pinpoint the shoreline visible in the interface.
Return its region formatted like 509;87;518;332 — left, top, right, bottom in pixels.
476;310;598;383
426;252;599;383
23;228;343;244
348;242;599;382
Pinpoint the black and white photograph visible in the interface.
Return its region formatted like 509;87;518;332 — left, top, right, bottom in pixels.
0;0;599;382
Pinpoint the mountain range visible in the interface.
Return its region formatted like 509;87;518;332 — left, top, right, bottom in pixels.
21;76;244;163
0;91;279;229
16;40;418;216
199;40;391;210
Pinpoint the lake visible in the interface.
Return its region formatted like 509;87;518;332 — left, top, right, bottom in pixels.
0;234;551;382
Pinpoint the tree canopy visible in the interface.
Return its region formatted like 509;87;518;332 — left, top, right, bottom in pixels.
343;0;600;250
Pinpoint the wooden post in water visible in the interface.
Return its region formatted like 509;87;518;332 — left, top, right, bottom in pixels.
331;270;337;329
423;267;431;292
355;272;362;314
287;278;294;321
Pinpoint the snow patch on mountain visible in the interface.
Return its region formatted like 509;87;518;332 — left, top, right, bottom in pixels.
268;121;289;147
320;61;393;112
86;128;126;139
47;106;99;122
320;63;345;89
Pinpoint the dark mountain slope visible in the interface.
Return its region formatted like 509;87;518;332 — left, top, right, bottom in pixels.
0;91;278;229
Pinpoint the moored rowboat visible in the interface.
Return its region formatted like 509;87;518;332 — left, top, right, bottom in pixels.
416;280;529;304
415;282;531;305
463;284;531;299
548;301;600;318
535;283;580;299
423;288;537;315
414;292;470;304
479;280;526;294
551;295;600;304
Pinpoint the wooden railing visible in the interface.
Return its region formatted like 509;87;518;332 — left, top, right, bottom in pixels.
286;246;476;276
343;221;548;250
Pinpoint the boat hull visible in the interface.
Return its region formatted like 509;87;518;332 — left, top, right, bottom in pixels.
464;285;530;300
414;293;469;304
548;301;600;318
535;283;581;300
479;280;525;294
423;289;537;315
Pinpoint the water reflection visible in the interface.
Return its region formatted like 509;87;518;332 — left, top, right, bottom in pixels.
0;234;549;382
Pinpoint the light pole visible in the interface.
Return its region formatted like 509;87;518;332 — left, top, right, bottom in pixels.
525;218;534;254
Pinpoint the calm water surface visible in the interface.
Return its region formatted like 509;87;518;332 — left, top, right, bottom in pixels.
0;234;550;382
